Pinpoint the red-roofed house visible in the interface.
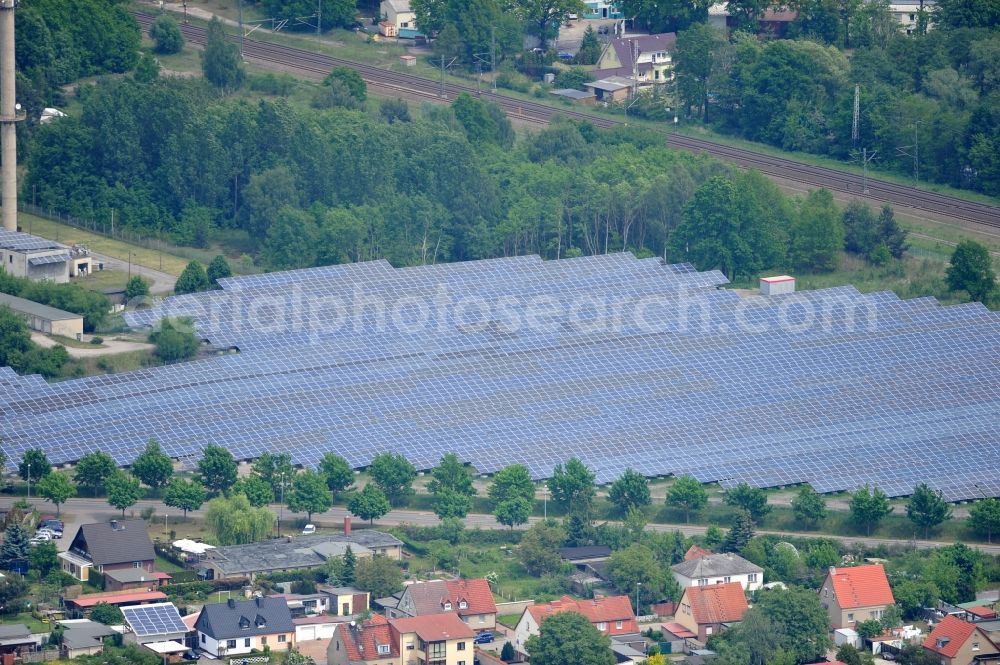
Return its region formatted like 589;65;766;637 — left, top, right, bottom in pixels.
922;615;1000;665
512;595;637;654
390;614;475;665
674;582;749;641
684;545;711;561
820;565;895;629
64;590;169;611
328;615;399;665
388;578;497;631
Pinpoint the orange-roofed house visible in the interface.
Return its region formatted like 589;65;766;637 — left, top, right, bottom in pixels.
922;615;1000;665
328;615;399;665
674;582;749;641
819;565;895;630
512;595;637;654
389;614;475;665
388;578;498;631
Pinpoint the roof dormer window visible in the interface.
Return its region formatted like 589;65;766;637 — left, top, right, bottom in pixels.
378;645;391;655
459;600;468;609
443;601;452;610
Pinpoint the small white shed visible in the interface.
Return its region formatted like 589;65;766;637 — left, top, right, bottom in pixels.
759;275;796;296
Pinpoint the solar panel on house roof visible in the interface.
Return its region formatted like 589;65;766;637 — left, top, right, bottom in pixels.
122;603;187;637
2;253;999;501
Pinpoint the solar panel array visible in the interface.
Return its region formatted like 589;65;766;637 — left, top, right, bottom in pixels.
2;253;999;501
122;603;187;637
0;229;65;252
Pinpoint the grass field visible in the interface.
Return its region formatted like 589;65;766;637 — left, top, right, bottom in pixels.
17;211;191;276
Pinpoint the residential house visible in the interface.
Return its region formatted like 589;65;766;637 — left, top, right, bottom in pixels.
671;553;764;592
389;614;475;665
819;564;895;630
0;625;37;656
512;595;637;655
104;569;172;592
923;615;1000;665
889;1;936;34
585;77;633;103
64;589;169;613
328;614;399;665
674;582;749;641
707;3;798;36
59;519;155;582
385;578;498;631
195;597;295;657
584;1;622;19
199;524;403;581
58;620;117;659
379;0;423;38
594;33;676;86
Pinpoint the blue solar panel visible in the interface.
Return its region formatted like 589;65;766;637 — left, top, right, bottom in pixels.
122;603;187;637
1;253;998;502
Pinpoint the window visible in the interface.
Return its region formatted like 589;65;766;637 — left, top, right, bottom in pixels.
134;561;142;568
478;615;485;623
706;627;713;635
407;643;415;650
201;634;206;644
748;573;758;583
972;641;980;652
616;621;623;629
598;622;607;631
378;645;391;655
848;613;855;623
459;660;467;665
261;637;267;646
227;640;237;649
401;21;409;27
654;70;660;80
278;634;286;643
457;642;466;651
724;576;731;583
459;601;468;609
244;639;251;648
444;602;452;610
698;578;707;586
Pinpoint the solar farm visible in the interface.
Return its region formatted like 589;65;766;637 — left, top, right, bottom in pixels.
2;253;998;501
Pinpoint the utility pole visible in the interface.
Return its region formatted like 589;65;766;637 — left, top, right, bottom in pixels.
861;147;877;194
851;84;860;149
316;0;321;35
912;123;919;181
440;54;445;99
238;0;245;58
631;39;639;100
491;27;497;92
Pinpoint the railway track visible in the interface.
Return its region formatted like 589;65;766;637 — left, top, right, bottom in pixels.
136;13;1000;229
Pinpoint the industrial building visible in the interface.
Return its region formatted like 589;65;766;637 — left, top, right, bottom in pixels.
0;228;93;282
0;292;83;338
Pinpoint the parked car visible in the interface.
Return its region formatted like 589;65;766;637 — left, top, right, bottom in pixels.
558;51;573;61
302;524;316;535
568;13;578;19
40;518;63;531
474;631;494;644
37;527;61;539
598;25;609;34
28;535;50;546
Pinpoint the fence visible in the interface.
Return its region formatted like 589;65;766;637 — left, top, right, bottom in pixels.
17;202;260;274
19;650;61;663
229;657;270;665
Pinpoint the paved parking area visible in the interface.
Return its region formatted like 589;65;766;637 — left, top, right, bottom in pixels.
296;637;330;665
554;18;621;52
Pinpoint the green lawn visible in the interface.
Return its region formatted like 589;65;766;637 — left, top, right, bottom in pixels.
498;613;522;628
3;612;49;633
155;555;187;574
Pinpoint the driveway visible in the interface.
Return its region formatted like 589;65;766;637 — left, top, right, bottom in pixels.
32;332;154;358
554;18;621;52
295;638;330;665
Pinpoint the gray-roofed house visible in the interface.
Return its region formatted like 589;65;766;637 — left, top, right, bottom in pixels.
0;293;84;338
0;624;38;655
199;529;402;581
59;519;156;583
671;553;763;591
594;32;677;85
58;620;117;659
195;597;295;658
0;228;92;282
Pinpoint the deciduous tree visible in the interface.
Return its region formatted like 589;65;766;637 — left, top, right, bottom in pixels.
488;464;536;505
790;188;845;272
234;475;274;507
608;469;650;515
849;484;892;535
518;519;567;576
123;276;150;303
667;475;708;523
164;478;207;516
197;445;238;496
724;483;771;522
18;448;51;483
605;544;663;611
946;239;997;303
204;493;275;545
201;18;244;92
287;470;333;521
353;555;404;598
524;611;615;665
150;14;184;54
130;440;173;491
74;451;117;496
348;484;391;524
319;453;354;500
495;497;532;529
512;0;587;50
548;457;596;517
906;483;952;538
791;484;827;528
369;453;417;506
36;473;75;516
106;471;142;516
90;602;124;625
968;497;1000;543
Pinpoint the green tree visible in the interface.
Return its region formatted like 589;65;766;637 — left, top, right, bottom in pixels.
524;611;615;665
946;239;997;303
968;497;1000;543
574;25;602;64
36;473;75;516
368;453;417;506
234;475;274;507
263;206;319;270
500;642;516;662
855;618;883;639
452;94;514;149
283;648;318;665
262;0;357;30
324;67;367;102
905;483;952;538
348;484;391;524
150;14;184;54
106;471;142;516
722;510;755;553
878;206;907;259
252;452;295;498
849;484;893;535
605;544;663;612
933;0;1000;28
353;555;404;598
432;488;472;519
163;478;207;516
892;579;939;620
428;453;476;498
728;0;769;30
791;485;827;528
931;542;983;603
518;519;567;576
379;98;411;124
513;0;587;49
201;18;244;91
608;469;651;515
90;602;124;625
287;469;333;521
206;255;232;288
724;483;772;522
18;448;51;483
0;306;31;368
754;586;832;663
495;497;532;529
488;464;536;506
130;440;173;491
836;643;876;665
703;525;724;548
204;493;275;545
674;23;727;119
548;458;596;517
789;188;845;272
842;200;879;256
174;261;210;295
666;475;708;523
319;453;354;500
74;451;117;496
623;0;710;32
123;276;150;303
29;540;59;577
0;524;30;570
197;445;238;496
133;52;160;83
150;317;200;364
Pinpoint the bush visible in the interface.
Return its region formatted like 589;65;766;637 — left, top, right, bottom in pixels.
552;67;593;90
90;336;103;345
497;69;531;93
150;14;184;54
248;72;296;96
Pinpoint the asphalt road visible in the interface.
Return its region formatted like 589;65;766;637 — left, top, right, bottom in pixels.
93;252;177;295
6;497;997;555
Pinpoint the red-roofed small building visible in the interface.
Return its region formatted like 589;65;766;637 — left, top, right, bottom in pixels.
328;615;399;665
820;565;895;629
922;615;1000;665
674;582;749;641
512;595;637;655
